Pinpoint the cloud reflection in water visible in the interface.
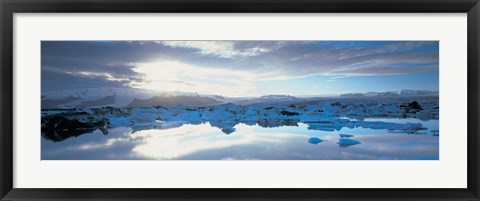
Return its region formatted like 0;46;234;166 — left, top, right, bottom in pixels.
41;120;439;160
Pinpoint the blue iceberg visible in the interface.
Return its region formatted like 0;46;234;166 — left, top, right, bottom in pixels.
337;138;361;147
308;137;323;144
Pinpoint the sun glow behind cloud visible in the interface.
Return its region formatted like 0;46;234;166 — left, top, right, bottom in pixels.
130;60;261;97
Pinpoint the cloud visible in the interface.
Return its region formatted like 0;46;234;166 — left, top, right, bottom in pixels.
41;41;439;94
329;64;437;76
41;70;130;92
160;41;281;58
75;71;131;82
248;41;438;78
156;41;438;80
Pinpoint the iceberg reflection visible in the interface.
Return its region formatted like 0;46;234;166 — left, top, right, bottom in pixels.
42;119;439;160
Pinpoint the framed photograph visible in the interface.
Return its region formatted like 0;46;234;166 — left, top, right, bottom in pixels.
1;0;479;200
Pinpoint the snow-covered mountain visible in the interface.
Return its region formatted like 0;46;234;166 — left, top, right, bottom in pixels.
41;87;231;109
339;90;438;98
41;88;301;109
41;88;154;109
399;89;439;96
126;95;222;108
41;87;439;109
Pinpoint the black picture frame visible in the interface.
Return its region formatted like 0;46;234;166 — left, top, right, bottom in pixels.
1;0;479;200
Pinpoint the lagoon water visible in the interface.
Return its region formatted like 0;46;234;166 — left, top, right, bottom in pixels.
41;118;439;160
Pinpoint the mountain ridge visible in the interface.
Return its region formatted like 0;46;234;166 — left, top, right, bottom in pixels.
41;87;439;109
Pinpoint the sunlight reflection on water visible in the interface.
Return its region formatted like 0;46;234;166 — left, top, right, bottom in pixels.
41;119;439;160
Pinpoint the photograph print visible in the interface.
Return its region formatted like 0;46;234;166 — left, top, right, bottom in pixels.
41;41;439;160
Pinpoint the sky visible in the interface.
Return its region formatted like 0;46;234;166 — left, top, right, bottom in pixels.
41;41;439;97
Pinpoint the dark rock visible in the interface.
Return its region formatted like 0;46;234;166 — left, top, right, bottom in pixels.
409;101;422;110
41;115;108;142
280;111;300;116
331;102;341;106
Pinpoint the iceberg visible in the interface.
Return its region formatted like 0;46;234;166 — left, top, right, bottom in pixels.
41;96;438;140
339;134;354;138
337;138;361;147
221;127;236;135
308;137;323;144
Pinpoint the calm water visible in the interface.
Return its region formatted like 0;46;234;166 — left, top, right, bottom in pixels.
41;118;439;160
